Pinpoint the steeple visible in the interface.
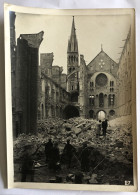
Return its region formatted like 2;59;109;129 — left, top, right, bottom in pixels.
67;16;79;93
67;16;78;52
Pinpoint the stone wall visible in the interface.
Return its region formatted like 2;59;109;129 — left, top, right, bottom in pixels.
15;32;44;135
117;28;132;116
40;53;53;76
38;72;70;120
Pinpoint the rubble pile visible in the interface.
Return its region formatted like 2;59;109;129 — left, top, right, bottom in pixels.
105;115;133;164
13;133;46;162
14;115;133;164
37;117;65;133
14;115;133;184
36;117;97;152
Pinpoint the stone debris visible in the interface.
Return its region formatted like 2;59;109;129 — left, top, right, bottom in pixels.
89;174;98;184
14;115;133;184
71;126;82;135
14;115;133;163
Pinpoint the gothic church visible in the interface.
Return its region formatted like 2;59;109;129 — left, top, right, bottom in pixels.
66;17;119;120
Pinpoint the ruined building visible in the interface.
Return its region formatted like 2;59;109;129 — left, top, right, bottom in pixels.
10;13;133;136
65;17;119;120
10;12;70;136
10;12;44;136
117;28;132;116
38;17;132;120
12;31;44;136
38;53;70;120
15;32;44;135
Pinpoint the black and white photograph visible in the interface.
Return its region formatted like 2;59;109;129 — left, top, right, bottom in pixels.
4;5;137;191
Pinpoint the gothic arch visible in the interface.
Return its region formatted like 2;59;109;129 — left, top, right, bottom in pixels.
96;110;106;120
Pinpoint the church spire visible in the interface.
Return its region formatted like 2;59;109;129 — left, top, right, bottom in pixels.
67;16;78;52
67;16;79;92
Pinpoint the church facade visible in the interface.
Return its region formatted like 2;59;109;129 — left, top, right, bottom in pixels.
66;17;120;120
37;16;132;121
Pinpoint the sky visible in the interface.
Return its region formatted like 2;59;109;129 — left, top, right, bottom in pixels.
15;12;131;73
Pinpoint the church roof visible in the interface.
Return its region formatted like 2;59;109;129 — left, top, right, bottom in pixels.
67;16;78;53
87;49;117;68
87;49;119;78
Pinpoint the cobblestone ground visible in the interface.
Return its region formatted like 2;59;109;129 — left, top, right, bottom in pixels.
14;115;133;185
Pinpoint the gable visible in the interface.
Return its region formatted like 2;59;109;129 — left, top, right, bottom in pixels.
87;51;119;77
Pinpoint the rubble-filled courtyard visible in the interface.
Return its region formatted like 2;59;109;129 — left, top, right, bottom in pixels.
14;115;133;185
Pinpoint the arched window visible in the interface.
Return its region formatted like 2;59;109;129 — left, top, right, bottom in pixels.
90;82;93;87
89;95;95;106
110;81;114;87
110;88;114;92
71;56;73;62
99;93;104;107
108;94;115;106
90;82;94;90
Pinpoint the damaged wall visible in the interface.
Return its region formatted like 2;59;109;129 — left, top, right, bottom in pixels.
15;31;44;135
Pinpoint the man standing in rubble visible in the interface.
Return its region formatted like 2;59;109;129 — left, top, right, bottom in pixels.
80;143;90;172
45;138;53;163
63;139;76;168
49;142;60;171
102;119;108;137
96;120;102;137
